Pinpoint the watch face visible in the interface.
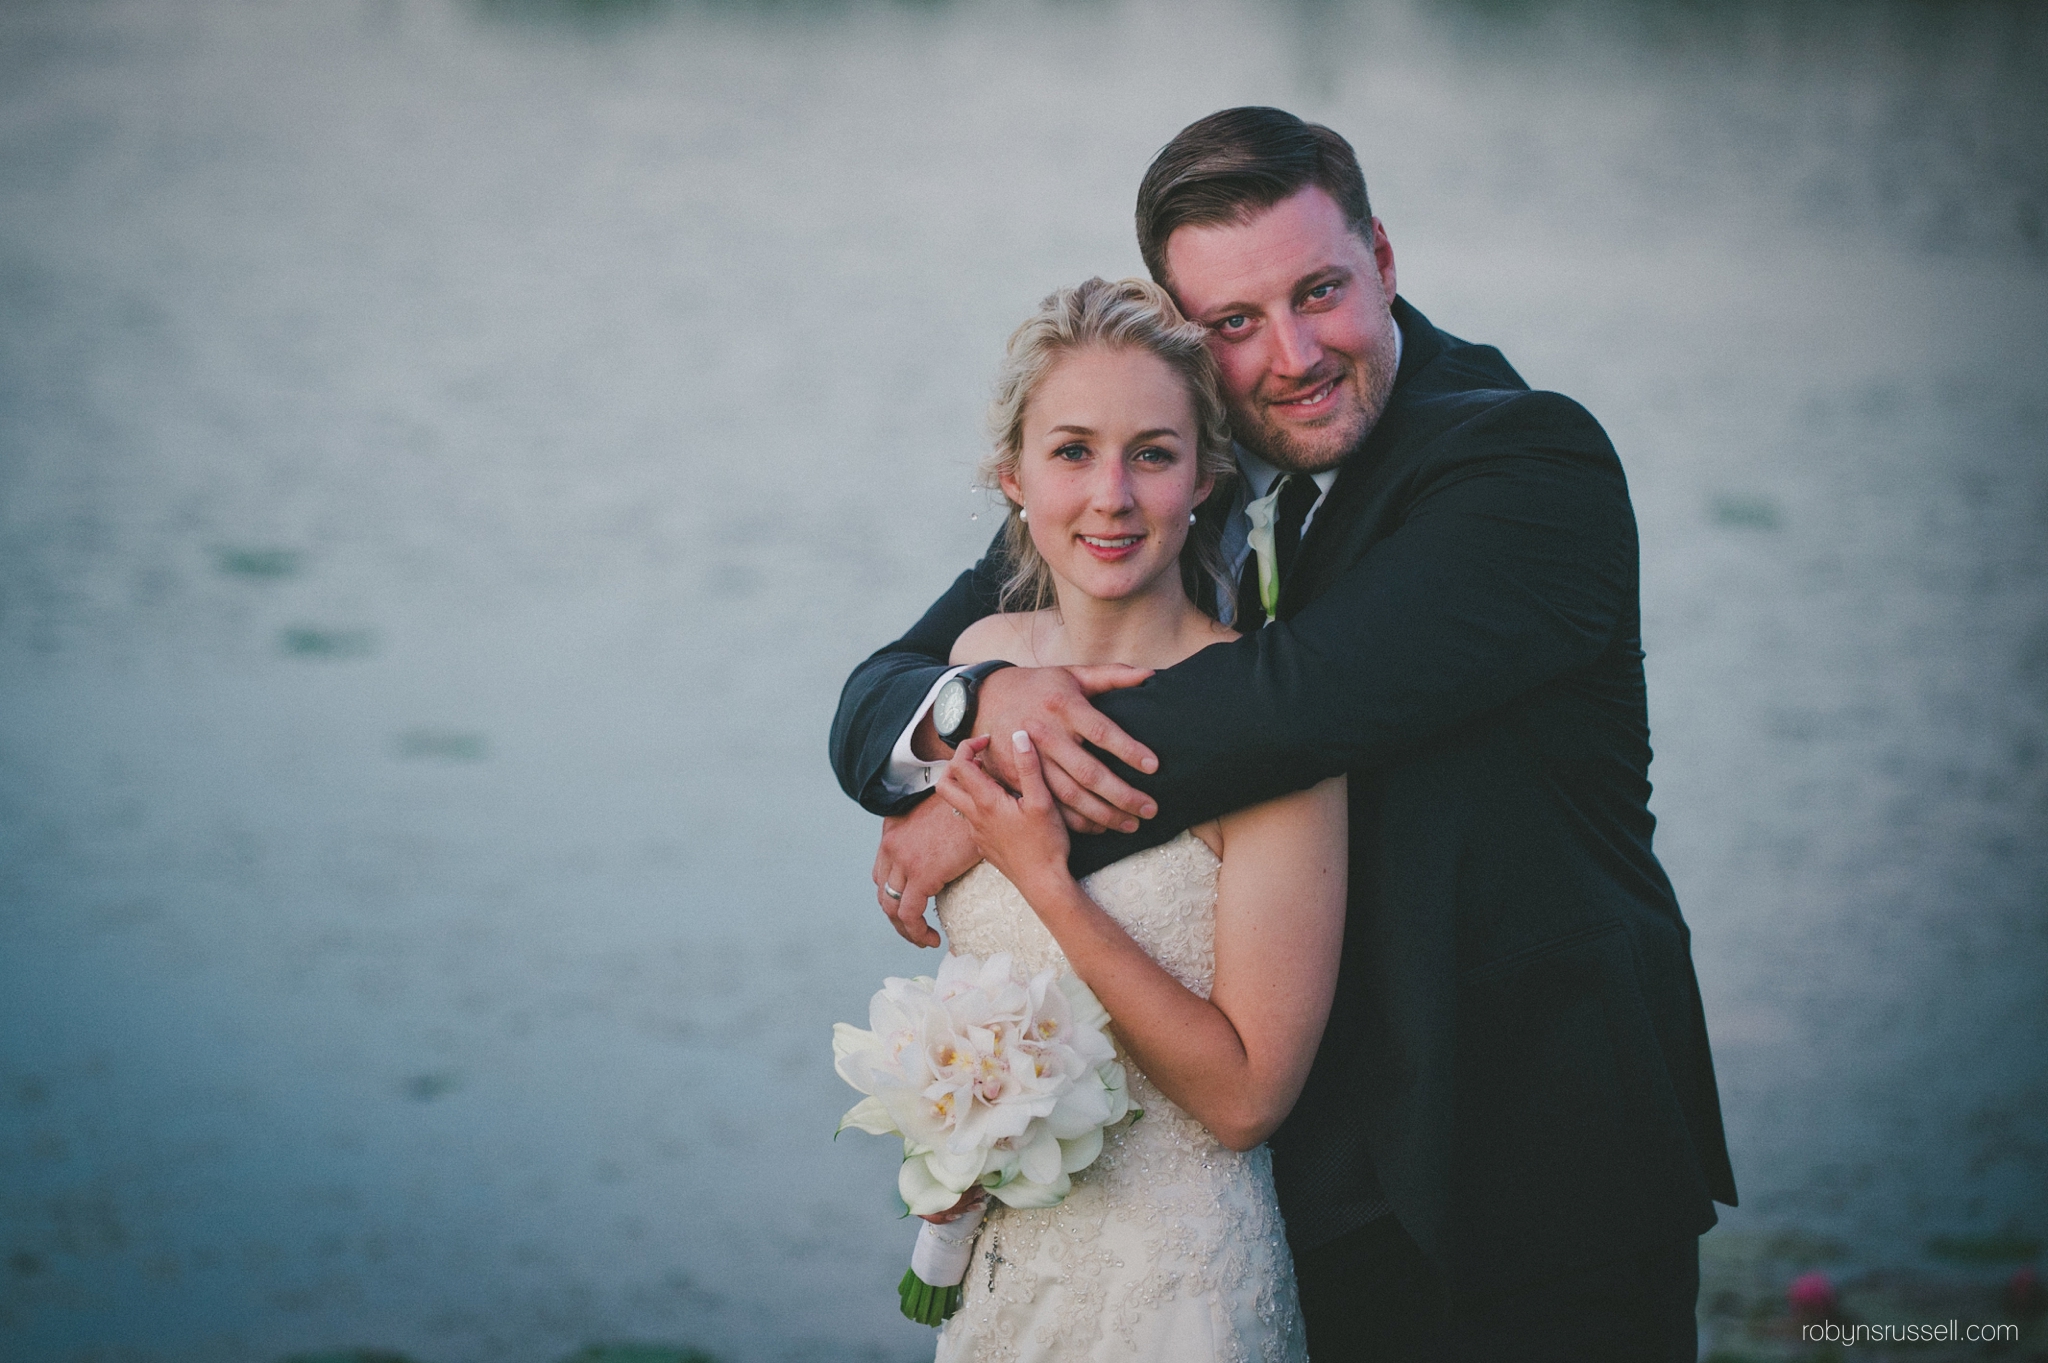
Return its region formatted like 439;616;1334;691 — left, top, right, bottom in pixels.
933;679;969;739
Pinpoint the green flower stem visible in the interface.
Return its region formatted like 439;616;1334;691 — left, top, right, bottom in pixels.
898;1267;964;1326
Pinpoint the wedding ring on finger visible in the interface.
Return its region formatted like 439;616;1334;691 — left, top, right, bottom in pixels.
883;884;904;901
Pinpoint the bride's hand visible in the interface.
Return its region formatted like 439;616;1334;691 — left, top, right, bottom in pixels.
937;731;1072;898
916;1185;987;1225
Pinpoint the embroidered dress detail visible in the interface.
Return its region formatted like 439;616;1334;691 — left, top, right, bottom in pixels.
931;830;1308;1363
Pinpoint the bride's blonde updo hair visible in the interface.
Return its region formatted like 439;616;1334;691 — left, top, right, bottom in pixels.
981;276;1237;618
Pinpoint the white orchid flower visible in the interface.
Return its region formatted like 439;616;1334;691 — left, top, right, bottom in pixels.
836;951;1138;1245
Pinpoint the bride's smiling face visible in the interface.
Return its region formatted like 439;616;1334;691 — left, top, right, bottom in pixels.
1001;344;1214;607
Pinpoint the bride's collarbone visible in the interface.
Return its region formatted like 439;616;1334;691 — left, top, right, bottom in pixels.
953;606;1234;672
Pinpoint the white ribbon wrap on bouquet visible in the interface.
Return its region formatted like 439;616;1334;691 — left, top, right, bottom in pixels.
909;1202;988;1287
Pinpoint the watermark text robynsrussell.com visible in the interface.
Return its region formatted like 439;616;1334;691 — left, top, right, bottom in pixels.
1802;1320;2021;1346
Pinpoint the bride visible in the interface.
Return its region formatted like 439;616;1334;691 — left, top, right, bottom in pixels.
922;276;1345;1362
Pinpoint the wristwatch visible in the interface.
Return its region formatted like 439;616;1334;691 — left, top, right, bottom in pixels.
933;660;1016;747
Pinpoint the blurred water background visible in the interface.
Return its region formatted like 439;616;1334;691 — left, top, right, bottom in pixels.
1;0;2044;1359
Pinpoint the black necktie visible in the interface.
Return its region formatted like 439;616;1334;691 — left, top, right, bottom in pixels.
1273;473;1320;585
1235;473;1321;628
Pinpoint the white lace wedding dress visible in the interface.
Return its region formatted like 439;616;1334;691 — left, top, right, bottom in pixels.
931;829;1309;1363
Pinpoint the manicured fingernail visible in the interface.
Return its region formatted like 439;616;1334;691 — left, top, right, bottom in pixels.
1140;803;1157;818
1142;757;1158;773
1012;730;1032;752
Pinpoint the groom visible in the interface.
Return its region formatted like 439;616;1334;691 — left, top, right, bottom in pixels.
830;108;1735;1361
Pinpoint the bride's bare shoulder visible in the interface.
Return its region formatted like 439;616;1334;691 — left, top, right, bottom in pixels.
950;611;1050;666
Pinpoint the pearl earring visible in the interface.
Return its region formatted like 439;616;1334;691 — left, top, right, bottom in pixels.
1018;506;1028;522
1189;511;1197;524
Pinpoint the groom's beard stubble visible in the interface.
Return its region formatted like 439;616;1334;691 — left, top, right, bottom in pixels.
1231;335;1399;476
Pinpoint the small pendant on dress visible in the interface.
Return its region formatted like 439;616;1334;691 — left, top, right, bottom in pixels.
984;1240;1007;1291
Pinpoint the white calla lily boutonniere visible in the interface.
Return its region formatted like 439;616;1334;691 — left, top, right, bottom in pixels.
1243;482;1285;619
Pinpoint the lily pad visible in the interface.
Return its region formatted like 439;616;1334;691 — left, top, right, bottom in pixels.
215;547;304;579
1925;1231;2042;1264
401;1072;461;1102
1711;494;1782;530
1760;1229;1850;1264
280;627;377;659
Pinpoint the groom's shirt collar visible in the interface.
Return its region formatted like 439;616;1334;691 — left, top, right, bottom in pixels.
1234;446;1339;507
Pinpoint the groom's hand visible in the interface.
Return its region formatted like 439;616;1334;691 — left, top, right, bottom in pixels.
872;791;980;947
976;665;1159;835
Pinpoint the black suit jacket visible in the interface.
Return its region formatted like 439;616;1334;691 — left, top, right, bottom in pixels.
829;298;1737;1293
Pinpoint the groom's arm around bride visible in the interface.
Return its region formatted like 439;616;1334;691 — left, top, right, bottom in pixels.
830;107;1735;1362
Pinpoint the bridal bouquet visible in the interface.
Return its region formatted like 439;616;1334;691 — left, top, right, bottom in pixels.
833;951;1134;1325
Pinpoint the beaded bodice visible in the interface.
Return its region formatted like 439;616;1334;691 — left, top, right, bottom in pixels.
940;828;1221;996
931;830;1307;1363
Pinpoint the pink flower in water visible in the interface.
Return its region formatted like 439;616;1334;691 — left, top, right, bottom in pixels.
2004;1265;2045;1320
1787;1270;1838;1319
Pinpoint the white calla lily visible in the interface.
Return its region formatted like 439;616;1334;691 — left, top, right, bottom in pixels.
1016;1124;1065;1186
925;1144;987;1192
978;1142;1022;1189
989;1170;1070;1208
899;1154;961;1216
1099;1061;1134;1124
837;1095;896;1137
1054;971;1112;1036
1243;482;1284;617
1044;1072;1113;1138
1057;1125;1104;1173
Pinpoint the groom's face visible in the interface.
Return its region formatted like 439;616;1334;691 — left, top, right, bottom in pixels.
1163;186;1400;474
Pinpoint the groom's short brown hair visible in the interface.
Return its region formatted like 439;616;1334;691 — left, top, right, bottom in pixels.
1136;107;1373;287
